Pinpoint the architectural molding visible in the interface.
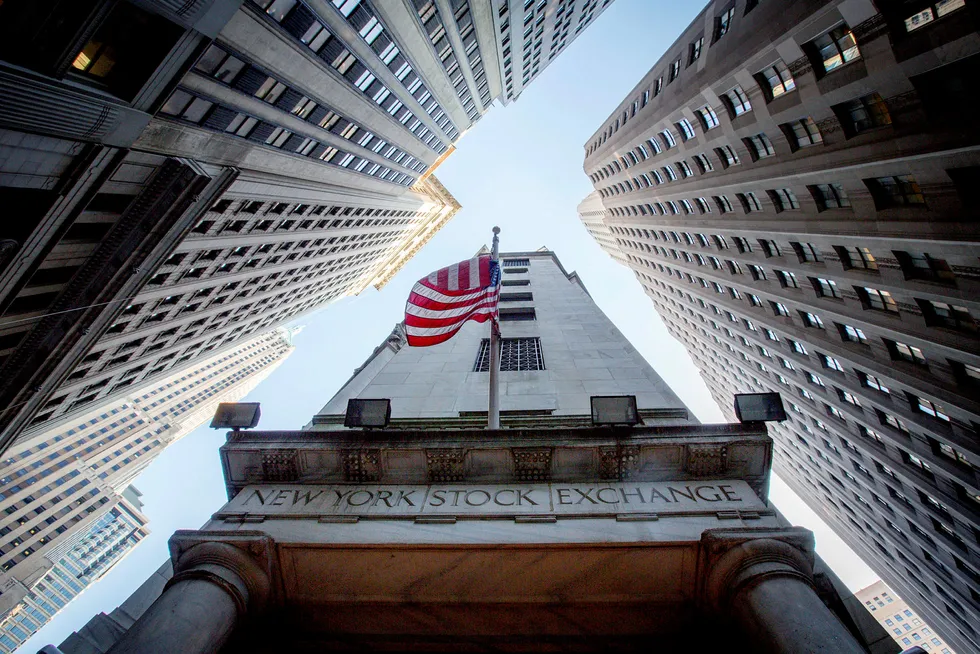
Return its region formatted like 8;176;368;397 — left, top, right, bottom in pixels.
698;527;815;612
513;447;553;482
343;449;382;482
169;531;276;612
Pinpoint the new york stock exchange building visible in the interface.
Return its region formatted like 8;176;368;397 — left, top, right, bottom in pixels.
50;252;898;653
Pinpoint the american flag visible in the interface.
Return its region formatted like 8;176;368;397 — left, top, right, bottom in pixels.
405;254;501;347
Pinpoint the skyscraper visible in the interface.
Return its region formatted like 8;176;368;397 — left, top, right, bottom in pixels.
856;579;957;654
0;485;149;654
0;0;617;451
578;1;979;652
0;328;294;619
52;248;896;653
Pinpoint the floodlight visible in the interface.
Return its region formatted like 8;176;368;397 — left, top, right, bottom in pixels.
344;398;391;428
734;393;787;423
590;395;640;426
210;403;261;430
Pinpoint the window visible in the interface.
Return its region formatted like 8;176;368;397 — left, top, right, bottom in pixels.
717;145;740;168
714;6;735;41
860;371;890;393
801;311;825;328
725;85;752;116
838;246;877;271
864;175;926;209
820;353;845;372
677;118;696;141
812;277;841;298
785;118;823;149
904;0;967;32
887;340;927;365
894;252;954;283
474;337;544;372
265;127;292;148
772;301;790;317
791;242;822;263
254;77;287;104
714;195;734;214
661;130;676;148
689;37;704;64
160;91;214;124
759;239;780;258
858;287;899;313
195;45;246;84
499;307;536;321
744;133;775;160
810;184;850;210
913;396;950;422
811;25;861;73
698;105;720;130
758;61;796;100
836;94;892;136
769;188;799;212
777;270;800;288
919;300;975;332
836;324;867;345
261;0;298;21
669;57;681;82
693;153;714;174
68;1;182;100
738;192;761;212
733;237;752;254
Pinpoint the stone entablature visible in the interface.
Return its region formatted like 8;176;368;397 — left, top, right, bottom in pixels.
218;423;772;500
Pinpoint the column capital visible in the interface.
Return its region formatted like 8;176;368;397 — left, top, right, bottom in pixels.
167;530;277;614
698;527;815;612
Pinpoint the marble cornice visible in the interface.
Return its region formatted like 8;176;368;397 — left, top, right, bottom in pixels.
219;423;772;500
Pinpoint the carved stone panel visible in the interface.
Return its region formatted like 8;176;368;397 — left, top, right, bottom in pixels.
599;445;640;480
513;448;552;482
343;449;381;483
685;445;728;476
426;449;465;483
262;450;298;482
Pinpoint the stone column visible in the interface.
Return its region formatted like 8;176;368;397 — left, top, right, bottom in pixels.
701;528;866;654
106;536;272;654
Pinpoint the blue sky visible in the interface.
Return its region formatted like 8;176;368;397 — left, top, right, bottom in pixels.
18;1;878;650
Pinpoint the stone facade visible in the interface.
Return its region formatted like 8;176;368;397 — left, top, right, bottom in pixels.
316;250;694;422
50;246;895;653
577;1;980;652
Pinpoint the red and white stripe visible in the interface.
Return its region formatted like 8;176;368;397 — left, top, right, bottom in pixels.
405;254;499;347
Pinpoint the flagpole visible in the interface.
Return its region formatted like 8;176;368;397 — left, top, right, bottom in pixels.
488;226;501;430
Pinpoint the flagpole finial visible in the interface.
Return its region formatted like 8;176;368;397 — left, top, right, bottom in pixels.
492;226;500;234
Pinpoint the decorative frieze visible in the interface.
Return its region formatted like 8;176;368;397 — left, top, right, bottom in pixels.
598;445;639;480
343;449;381;482
425;448;465;483
261;450;298;482
685;445;728;476
513;447;553;482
